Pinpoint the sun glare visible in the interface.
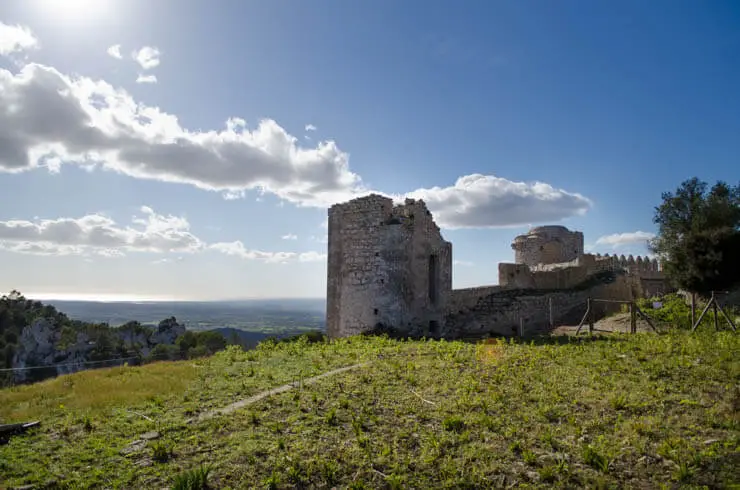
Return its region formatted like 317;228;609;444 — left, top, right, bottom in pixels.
31;0;114;25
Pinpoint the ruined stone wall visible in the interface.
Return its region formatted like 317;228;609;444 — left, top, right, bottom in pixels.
444;273;636;338
498;263;590;290
512;226;584;267
326;194;452;338
499;253;667;294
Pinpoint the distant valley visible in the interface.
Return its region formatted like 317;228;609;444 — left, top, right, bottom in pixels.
42;298;327;349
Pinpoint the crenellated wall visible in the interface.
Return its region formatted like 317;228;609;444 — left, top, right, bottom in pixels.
327;196;670;339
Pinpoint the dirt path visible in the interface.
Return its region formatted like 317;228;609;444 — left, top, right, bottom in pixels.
551;312;657;336
195;362;370;422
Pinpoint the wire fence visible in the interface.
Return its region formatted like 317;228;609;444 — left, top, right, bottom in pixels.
0;350;193;389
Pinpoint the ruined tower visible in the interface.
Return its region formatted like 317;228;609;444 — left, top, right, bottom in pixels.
511;225;584;267
326;194;452;338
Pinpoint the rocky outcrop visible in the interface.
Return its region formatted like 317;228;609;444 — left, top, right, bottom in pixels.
11;317;187;383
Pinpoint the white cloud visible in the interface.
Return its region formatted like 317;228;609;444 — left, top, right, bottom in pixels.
305;124;317;132
132;46;160;69
405;174;592;228
106;44;122;59
0;206;203;256
0;22;39;55
595;231;655;249
281;233;298;240
208;241;325;264
0;62;594;229
297;251;327;262
453;259;473;267
0;63;365;208
136;74;157;84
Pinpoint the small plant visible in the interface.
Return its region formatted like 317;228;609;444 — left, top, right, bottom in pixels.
673;460;694;482
151;440;173;463
82;415;93;432
263;470;280;490
442;415;466;433
326;407;338;426
172;465;212;490
538;465;557;483
385;473;405;489
286;463;305;485
609;394;628;411
522;449;537;466
582;445;610;472
541;429;559;450
320;461;339;486
509;440;522;455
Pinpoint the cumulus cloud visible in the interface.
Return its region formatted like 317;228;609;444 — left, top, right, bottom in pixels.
0;62;594;229
0;63;365;207
0;206;203;256
281;233;298;240
305;124;317;132
0;206;327;263
209;241;326;263
107;44;122;59
595;231;655;249
132;46;160;69
136;74;157;84
406;174;592;229
0;22;39;56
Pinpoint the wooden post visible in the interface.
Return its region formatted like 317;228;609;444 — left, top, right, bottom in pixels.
691;293;715;332
549;297;553;329
712;294;719;331
630;302;637;334
690;292;696;328
587;297;594;334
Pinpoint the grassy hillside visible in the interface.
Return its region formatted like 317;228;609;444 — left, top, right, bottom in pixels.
1;331;738;489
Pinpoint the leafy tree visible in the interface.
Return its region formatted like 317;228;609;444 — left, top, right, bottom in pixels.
649;178;740;295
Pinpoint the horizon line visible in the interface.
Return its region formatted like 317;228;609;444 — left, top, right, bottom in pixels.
21;293;327;303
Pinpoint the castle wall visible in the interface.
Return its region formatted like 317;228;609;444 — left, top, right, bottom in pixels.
326;194;452;338
326;196;670;340
444;273;636;338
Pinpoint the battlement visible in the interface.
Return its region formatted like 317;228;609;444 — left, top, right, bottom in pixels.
592;253;662;274
327;196;671;339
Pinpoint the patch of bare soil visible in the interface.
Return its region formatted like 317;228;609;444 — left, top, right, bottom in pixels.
551;312;655;336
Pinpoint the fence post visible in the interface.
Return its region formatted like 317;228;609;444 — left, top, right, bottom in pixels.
712;292;719;331
587;297;593;334
630;301;637;334
549;296;553;329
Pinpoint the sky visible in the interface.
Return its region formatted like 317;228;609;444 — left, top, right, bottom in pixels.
0;0;738;301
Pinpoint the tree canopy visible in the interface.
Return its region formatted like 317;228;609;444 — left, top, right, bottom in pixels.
649;177;740;295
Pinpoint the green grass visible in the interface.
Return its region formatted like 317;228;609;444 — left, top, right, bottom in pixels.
1;331;738;489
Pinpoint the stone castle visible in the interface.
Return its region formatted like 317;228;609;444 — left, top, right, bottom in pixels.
326;194;669;339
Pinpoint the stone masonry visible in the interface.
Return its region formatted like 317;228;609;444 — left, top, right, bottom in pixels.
326;194;452;338
326;195;670;339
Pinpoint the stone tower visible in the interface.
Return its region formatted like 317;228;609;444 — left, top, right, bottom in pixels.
511;225;584;267
326;194;452;338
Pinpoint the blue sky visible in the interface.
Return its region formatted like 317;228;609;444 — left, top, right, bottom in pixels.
0;0;738;300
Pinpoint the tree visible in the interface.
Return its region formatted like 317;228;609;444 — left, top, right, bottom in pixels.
649;177;740;295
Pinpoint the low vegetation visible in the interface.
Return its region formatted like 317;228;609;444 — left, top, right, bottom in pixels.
1;328;738;489
0;291;233;385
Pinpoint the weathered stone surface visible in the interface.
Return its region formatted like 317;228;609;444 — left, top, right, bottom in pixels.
326;196;671;340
